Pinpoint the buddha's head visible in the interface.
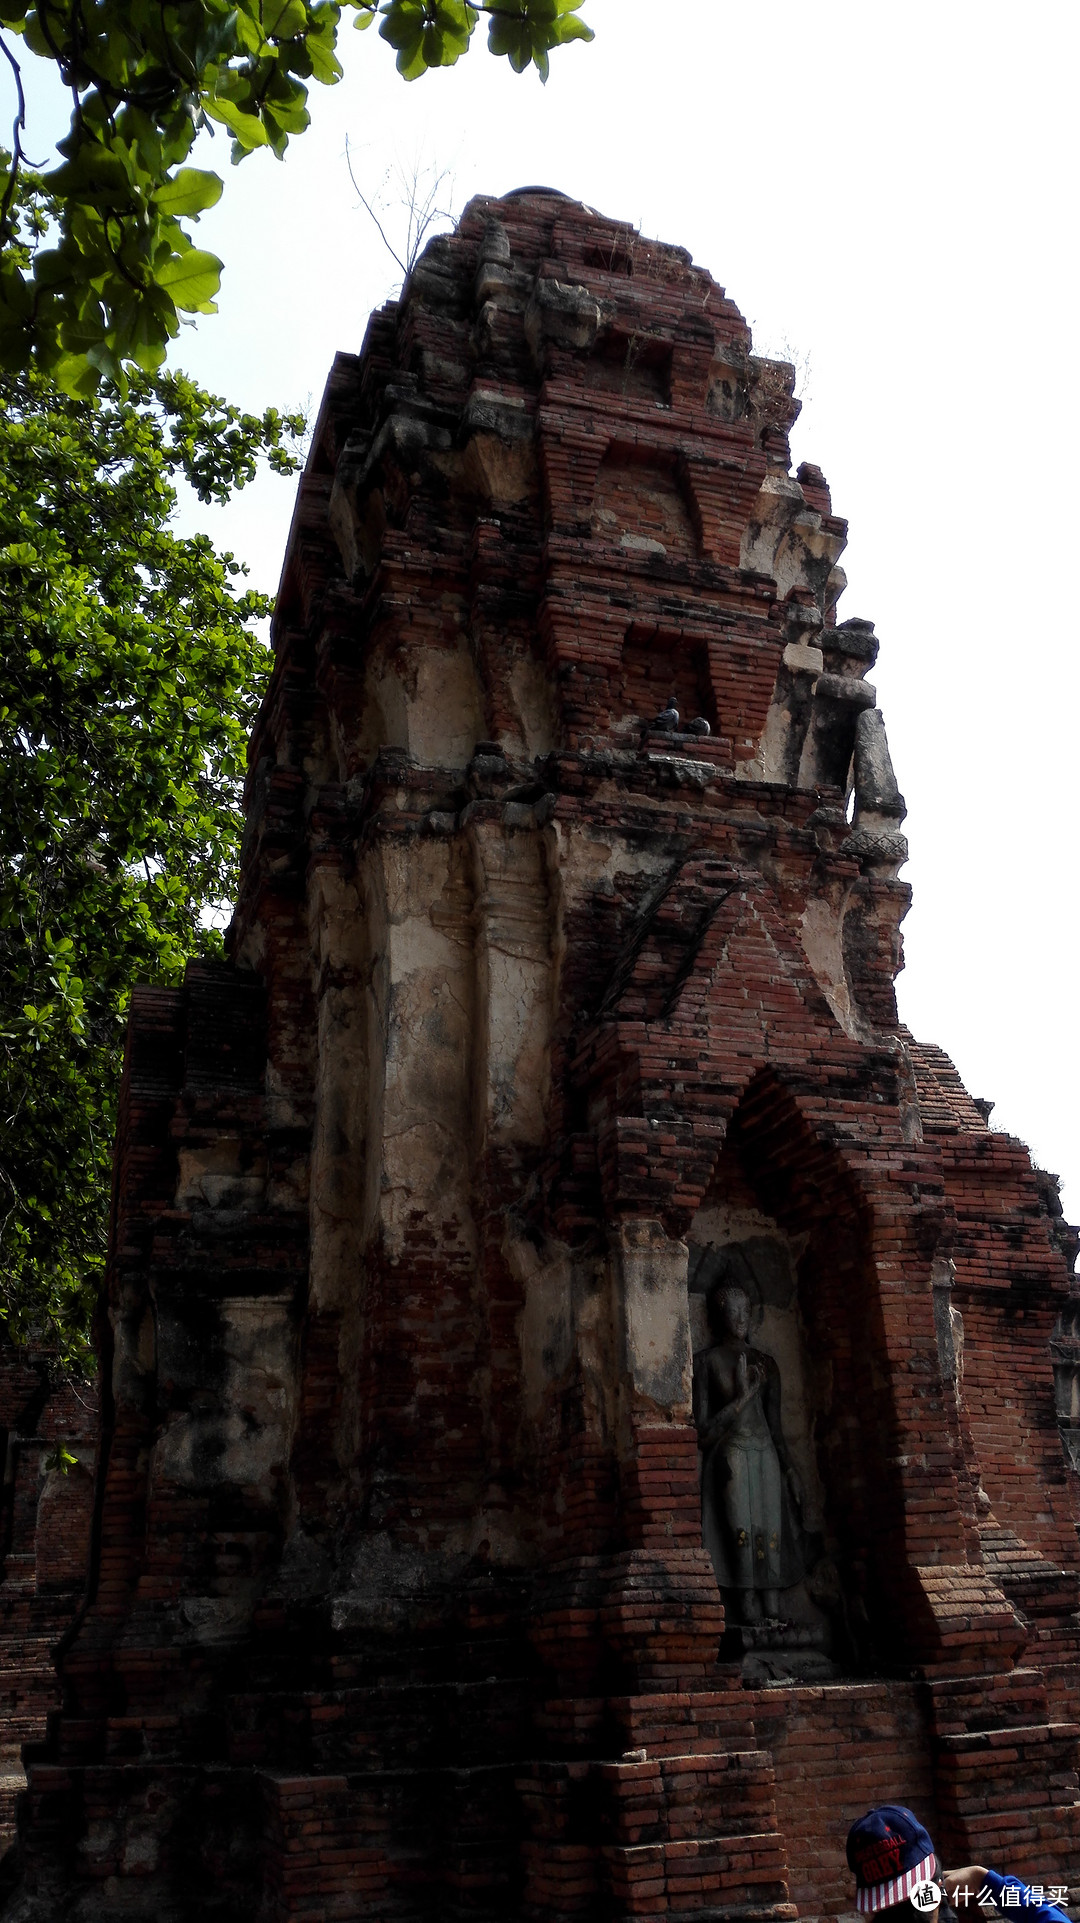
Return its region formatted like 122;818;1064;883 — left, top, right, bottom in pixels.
710;1282;752;1342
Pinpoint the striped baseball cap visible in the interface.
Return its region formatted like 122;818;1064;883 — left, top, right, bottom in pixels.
846;1806;938;1915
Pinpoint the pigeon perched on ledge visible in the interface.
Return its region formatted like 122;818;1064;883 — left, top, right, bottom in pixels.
652;701;680;731
685;716;711;736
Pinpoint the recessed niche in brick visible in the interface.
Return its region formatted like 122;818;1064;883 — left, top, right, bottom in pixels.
592;447;696;554
618;622;717;737
592;329;673;406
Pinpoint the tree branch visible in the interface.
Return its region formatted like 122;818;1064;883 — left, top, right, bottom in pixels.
0;31;28;244
345;136;408;279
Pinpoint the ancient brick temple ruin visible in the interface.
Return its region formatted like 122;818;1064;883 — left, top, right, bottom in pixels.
5;189;1080;1922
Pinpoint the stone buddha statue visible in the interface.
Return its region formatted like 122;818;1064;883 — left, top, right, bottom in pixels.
693;1282;805;1623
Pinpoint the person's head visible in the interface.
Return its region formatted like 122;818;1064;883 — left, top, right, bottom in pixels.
846;1806;939;1919
710;1283;751;1341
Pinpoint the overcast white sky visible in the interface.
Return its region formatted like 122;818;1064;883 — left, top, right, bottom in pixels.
17;0;1080;1226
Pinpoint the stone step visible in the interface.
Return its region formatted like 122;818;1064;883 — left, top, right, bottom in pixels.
937;1717;1079;1755
935;1719;1080;1807
517;1750;780;1852
593;1751;781;1846
521;1830;791;1918
611;1688;758;1757
603;1833;790;1916
538;1686;756;1759
1041;1657;1080;1726
927;1665;1052;1735
931;1797;1080;1884
979;1527;1080;1618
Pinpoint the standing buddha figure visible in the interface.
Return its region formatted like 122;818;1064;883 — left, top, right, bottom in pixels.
693;1283;805;1623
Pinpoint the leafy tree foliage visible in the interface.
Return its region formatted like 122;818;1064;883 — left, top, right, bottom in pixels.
0;0;593;391
0;232;303;1370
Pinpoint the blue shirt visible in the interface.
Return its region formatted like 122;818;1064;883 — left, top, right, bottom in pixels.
978;1868;1071;1923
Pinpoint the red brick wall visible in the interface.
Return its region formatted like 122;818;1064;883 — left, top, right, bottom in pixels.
754;1683;935;1918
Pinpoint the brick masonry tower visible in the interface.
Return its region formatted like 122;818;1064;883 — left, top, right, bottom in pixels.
6;189;1080;1923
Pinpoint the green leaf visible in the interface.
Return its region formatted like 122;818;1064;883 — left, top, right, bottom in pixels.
48;144;135;204
195;7;243;66
487;14;532;71
395;37;427;77
152;168;224;218
206;97;271;148
264;0;308;34
156;247;222;311
0;264;33;319
20;8;54;56
377;0;471;71
549;11;592;43
378;0;424;49
50;353;103;396
233;8;268;52
262;73;311;131
432;0;476;55
58;311;108;354
306;33;343;81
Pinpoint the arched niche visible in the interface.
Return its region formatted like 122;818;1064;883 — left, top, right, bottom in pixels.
687;1070;904;1679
